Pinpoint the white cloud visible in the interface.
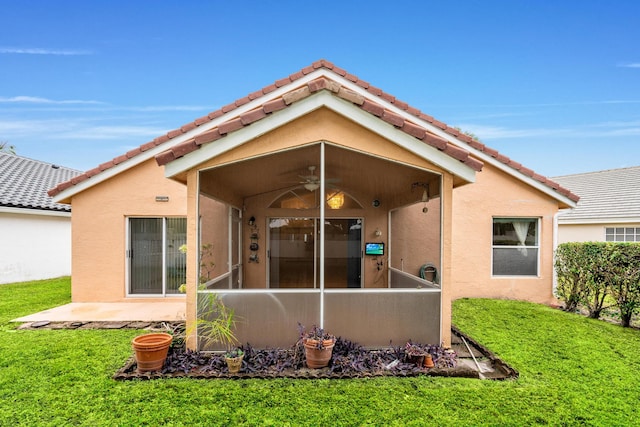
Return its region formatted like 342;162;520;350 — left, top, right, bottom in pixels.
0;96;104;105
617;63;640;68
458;120;640;141
0;118;167;141
0;47;93;55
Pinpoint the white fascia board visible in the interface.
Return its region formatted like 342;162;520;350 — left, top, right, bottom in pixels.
558;216;640;225
52;70;333;203
165;91;477;182
0;206;71;217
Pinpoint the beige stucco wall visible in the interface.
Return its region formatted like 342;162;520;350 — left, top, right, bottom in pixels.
451;164;559;304
70;159;188;302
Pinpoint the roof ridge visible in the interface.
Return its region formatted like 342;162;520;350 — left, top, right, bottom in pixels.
553;165;640;179
47;59;579;203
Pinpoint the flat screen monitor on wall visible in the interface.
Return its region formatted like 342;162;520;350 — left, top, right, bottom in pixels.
365;242;384;256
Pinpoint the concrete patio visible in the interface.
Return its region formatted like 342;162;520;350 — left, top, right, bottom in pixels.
12;302;186;323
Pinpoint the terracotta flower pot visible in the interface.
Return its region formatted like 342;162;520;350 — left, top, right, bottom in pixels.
424;354;435;368
225;354;244;374
303;338;335;369
132;332;173;373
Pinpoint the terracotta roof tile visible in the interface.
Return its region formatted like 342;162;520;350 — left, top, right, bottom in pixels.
263;98;287;114
361;99;385;117
275;77;291;88
337;87;365;105
422;133;448;151
234;96;251;108
140;141;157;152
221;102;238;113
167;128;184;139
171;140;198;159
289;71;305;81
155;150;176;166
401;121;427;139
208;110;224;120
126;147;142;158
444;144;470;162
218;117;243;135
181;122;197;133
113;154;128;165
382;110;405;127
194;115;211;126
240;108;268;125
48;59;578;203
194;128;222;146
283;86;311;105
464;156;484;171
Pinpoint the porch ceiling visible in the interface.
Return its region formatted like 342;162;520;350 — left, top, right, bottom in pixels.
199;143;440;207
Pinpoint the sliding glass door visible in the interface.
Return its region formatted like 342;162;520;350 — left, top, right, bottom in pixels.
268;217;362;288
128;217;186;295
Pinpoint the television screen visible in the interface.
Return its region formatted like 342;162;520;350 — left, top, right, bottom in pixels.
365;242;384;256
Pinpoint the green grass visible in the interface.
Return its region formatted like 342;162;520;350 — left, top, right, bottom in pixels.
1;279;639;425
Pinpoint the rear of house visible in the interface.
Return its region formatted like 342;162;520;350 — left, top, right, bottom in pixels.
50;60;578;349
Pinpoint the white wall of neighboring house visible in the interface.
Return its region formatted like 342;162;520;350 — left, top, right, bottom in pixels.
557;222;640;244
0;208;72;284
557;223;605;244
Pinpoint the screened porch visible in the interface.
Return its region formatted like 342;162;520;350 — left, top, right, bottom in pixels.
191;141;445;349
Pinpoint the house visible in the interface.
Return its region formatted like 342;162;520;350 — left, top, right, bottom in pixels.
49;60;578;349
553;166;640;244
0;153;81;284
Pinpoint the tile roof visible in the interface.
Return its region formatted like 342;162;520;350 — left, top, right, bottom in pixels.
0;153;81;212
553;166;640;223
48;59;579;203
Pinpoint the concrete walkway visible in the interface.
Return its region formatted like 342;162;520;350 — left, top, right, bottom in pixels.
12;302;186;323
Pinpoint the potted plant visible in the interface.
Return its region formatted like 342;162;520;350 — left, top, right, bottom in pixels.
191;292;245;373
298;323;336;369
404;341;427;366
224;348;244;374
132;332;173;373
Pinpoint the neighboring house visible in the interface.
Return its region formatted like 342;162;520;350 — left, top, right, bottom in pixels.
0;153;81;284
49;60;578;348
553;166;640;244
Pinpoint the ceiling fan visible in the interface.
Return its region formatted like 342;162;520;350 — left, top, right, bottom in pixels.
298;166;340;191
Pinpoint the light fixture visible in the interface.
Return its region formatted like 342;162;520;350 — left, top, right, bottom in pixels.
327;192;345;209
412;182;429;214
304;182;320;191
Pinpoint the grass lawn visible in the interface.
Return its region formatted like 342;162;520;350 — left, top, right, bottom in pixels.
1;278;639;426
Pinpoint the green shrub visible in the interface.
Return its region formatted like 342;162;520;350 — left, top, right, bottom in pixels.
555;242;640;326
604;243;640;327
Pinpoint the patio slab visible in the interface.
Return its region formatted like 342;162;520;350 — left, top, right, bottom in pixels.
11;302;186;323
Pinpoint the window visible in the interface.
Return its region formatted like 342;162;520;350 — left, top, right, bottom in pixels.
492;218;539;276
605;227;640;242
128;217;186;295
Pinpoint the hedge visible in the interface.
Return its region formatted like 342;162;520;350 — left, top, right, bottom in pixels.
555;242;640;327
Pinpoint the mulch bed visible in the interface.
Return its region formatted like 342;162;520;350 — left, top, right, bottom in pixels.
113;328;519;381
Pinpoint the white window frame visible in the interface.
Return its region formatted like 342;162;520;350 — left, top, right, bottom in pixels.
605;226;640;242
491;217;540;277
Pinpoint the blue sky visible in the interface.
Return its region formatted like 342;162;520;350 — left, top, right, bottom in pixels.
1;0;639;177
